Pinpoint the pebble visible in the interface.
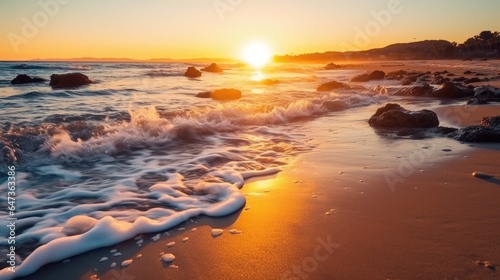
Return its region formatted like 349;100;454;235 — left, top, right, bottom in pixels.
136;254;142;259
229;229;242;234
177;227;185;231
161;253;176;263
476;260;496;271
136;239;143;245
166;242;175;247
191;228;197;232
182;237;189;242
169;264;179;269
110;249;117;253
62;259;71;264
121;259;133;267
312;195;318;198
110;262;116;268
134;235;143;240
151;234;161;241
99;257;108;263
211;228;224;237
325;208;336;215
113;252;122;257
472;171;494;179
90;275;99;280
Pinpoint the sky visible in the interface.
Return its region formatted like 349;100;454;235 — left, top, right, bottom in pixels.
1;0;499;60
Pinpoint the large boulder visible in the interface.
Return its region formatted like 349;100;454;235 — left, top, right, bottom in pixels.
452;116;500;142
431;81;473;98
184;67;202;78
11;74;46;84
201;63;223;73
211;88;241;100
49;73;91;88
317;80;348;92
369;103;439;128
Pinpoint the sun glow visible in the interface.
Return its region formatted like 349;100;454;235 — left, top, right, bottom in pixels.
241;42;273;68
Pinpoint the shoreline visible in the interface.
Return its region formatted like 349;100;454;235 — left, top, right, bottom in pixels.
16;101;500;280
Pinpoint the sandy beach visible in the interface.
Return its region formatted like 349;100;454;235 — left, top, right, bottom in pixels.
17;82;500;280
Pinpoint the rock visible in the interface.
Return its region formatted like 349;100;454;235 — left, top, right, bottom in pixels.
211;88;241;100
395;126;457;139
368;70;385;80
431;81;473;98
453;77;467;82
201;63;223;73
394;83;433;97
474;88;498;99
467;98;488;105
260;79;280;85
368;103;439;128
49;73;91;88
402;75;420;85
452;116;500;142
351;74;370;82
432;75;449;85
11;74;46;84
317;80;348;92
324;63;342;70
463;70;474;75
184;67;201;78
464;77;481;84
195;91;211;98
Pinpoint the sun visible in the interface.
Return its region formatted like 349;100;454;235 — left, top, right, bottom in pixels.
241;42;272;68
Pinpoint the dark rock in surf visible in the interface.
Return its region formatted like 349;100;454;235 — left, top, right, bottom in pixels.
324;63;342;70
201;63;223;73
368;70;385;80
195;91;211;98
452;116;500;142
317;80;348;92
431;81;473;98
394;83;433;97
184;67;202;78
453;77;467;82
369;103;439;128
11;74;46;84
49;73;92;88
211;88;241;100
464;77;481;84
351;74;370;82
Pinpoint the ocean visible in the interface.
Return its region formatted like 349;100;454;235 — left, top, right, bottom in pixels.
0;60;496;278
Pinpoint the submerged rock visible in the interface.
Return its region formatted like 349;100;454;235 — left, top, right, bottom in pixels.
11;74;46;84
211;88;241;100
184;66;201;78
49;72;91;88
317;80;348;92
324;63;342;70
201;63;223;73
452;116;500;142
369;103;439;128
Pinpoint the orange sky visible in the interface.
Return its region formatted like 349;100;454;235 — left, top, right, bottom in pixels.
1;0;499;60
